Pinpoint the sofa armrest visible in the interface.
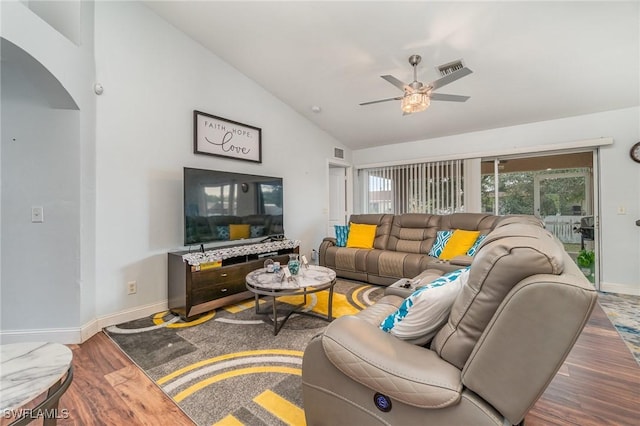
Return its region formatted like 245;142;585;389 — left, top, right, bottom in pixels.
321;236;337;246
318;238;337;267
321;315;462;409
449;255;473;267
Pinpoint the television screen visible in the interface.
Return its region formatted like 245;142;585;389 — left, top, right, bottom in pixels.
184;167;284;246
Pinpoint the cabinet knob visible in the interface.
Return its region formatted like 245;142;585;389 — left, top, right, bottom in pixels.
221;288;228;292
221;273;228;277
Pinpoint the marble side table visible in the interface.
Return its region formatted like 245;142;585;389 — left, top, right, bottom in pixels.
0;342;73;425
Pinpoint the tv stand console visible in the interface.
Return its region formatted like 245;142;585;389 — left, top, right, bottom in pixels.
168;240;300;321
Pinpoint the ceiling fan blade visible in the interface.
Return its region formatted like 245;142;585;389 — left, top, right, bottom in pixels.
428;67;473;90
430;93;470;102
360;96;403;106
381;75;410;91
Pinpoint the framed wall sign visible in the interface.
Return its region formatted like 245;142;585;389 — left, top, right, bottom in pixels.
193;110;262;163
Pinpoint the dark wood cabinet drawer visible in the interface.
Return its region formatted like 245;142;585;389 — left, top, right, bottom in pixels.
191;280;247;306
191;267;246;290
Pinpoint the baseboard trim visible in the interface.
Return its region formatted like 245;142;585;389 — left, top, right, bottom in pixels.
600;281;640;296
94;300;168;331
0;327;82;344
0;300;169;345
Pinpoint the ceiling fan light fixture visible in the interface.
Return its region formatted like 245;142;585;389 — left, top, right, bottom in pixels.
401;92;430;114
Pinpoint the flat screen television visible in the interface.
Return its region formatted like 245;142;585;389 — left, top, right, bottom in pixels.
183;167;284;247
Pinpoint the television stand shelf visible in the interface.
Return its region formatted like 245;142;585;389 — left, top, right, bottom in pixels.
168;240;300;321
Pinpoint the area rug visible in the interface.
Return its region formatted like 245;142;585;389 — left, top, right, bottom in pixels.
105;279;384;426
597;291;640;365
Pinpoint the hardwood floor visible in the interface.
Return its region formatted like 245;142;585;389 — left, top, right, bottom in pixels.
10;303;638;426
526;303;640;426
1;332;195;426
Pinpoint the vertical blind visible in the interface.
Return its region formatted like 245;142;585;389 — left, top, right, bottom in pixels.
360;160;464;214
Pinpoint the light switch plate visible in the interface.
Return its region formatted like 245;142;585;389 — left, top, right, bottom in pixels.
31;206;44;223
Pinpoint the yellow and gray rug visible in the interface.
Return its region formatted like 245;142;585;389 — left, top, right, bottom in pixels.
105;279;383;426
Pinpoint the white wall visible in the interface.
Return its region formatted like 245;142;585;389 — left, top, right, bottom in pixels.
1;0;96;342
1;61;81;331
93;2;349;317
353;107;640;294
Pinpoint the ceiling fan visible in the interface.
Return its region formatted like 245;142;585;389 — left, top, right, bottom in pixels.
360;54;472;115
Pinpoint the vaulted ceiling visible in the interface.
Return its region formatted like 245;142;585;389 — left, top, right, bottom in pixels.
144;1;639;150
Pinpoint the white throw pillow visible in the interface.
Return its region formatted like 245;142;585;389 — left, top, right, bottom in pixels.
380;268;469;342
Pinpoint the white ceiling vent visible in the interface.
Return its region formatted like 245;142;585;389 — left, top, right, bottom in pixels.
437;59;465;77
334;147;344;159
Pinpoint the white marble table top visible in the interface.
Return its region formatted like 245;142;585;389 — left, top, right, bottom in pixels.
0;342;73;412
246;264;336;290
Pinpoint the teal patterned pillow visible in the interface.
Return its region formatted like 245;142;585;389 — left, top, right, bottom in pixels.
334;225;349;247
466;234;487;256
379;267;469;341
216;225;230;240
428;230;453;257
250;225;265;238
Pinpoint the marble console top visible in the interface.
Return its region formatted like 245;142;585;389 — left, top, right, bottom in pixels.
182;239;301;266
0;342;73;411
246;265;336;290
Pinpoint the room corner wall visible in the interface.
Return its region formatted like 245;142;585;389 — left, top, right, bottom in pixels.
0;0;97;343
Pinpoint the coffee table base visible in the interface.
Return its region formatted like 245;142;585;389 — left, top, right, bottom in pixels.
253;286;334;336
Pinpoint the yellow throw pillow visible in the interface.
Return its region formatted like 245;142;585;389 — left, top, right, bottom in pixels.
346;223;377;249
229;224;251;240
439;229;480;260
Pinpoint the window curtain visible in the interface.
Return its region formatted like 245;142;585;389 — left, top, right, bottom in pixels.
359;160;464;214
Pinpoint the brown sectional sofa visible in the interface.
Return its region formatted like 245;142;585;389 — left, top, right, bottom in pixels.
319;212;503;285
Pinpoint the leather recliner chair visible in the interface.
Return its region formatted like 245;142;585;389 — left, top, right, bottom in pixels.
302;219;597;425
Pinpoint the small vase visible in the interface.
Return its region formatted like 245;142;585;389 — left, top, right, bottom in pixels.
288;254;300;275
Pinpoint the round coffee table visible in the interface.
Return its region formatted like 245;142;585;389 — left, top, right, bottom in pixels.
246;264;337;335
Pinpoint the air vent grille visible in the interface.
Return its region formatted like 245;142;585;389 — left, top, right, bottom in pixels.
334;148;344;159
437;59;465;77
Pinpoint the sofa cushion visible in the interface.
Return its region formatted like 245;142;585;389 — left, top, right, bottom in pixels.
216;225;230;240
250;225;265;238
466;234;487;256
334;225;349;247
348;214;394;249
439;230;480;260
428;230;453;257
346;223;377;248
388;213;440;254
438;213;500;235
380;268;469;345
229;223;251;240
376;251;408;277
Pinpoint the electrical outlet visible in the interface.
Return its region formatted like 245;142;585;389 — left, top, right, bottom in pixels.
127;281;137;295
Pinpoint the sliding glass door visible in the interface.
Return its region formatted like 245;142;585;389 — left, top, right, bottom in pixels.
481;151;598;286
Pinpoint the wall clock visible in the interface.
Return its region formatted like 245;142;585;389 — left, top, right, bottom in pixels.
631;142;640;163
